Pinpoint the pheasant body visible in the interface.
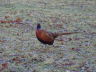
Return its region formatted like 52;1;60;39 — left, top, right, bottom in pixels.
36;24;79;45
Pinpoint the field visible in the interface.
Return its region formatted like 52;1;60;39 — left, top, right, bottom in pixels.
0;0;96;72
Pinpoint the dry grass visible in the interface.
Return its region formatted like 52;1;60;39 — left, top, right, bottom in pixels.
0;0;96;72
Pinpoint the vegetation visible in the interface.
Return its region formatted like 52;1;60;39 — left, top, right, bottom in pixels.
0;0;96;72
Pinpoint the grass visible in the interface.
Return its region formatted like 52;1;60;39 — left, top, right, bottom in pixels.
0;0;96;72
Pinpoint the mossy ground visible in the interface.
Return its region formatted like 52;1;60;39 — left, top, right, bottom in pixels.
0;0;96;72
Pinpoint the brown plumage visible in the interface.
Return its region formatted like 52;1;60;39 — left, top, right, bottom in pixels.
36;23;79;45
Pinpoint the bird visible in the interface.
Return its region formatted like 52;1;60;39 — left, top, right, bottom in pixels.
36;23;79;45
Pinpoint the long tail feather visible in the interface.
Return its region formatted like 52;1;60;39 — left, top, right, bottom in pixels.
59;32;80;35
53;32;80;38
